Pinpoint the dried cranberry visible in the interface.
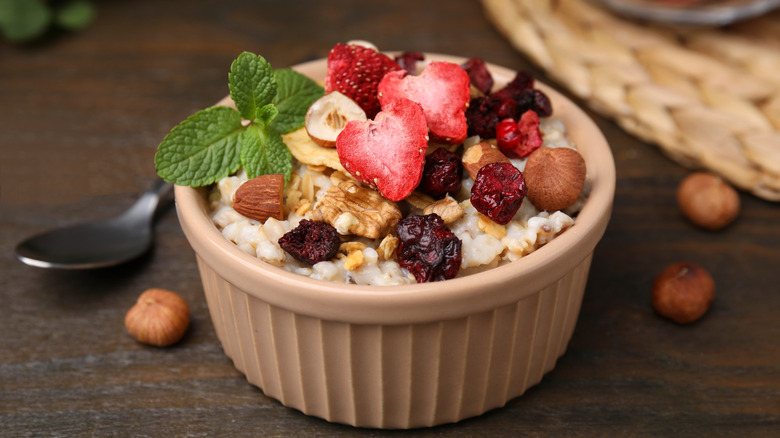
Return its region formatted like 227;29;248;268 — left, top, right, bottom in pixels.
497;110;543;159
503;88;534;118
278;219;340;265
494;98;516;119
395;52;425;75
465;96;499;138
465;71;552;139
490;71;534;102
533;89;553;117
471;162;527;225
461;58;494;95
418;148;464;199
496;118;521;155
396;214;462;283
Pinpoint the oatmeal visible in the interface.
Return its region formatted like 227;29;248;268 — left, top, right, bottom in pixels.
209;116;589;286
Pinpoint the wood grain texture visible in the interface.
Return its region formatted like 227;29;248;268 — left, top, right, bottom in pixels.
1;0;778;436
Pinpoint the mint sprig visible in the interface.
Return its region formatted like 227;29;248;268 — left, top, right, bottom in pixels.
155;51;324;187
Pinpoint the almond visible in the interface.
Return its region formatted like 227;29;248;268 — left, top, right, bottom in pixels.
523;147;586;212
232;174;285;222
462;141;511;179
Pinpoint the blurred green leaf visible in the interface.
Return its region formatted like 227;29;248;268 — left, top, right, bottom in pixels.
0;0;52;42
55;0;95;31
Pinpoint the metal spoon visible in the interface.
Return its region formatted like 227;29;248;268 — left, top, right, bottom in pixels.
15;180;173;269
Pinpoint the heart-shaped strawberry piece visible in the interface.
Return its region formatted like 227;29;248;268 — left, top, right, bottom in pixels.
377;61;471;145
336;98;429;202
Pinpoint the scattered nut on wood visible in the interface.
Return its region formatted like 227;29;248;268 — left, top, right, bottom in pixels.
652;262;715;324
677;172;740;230
125;288;190;347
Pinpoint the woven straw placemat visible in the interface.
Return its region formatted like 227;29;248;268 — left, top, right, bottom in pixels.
482;0;780;201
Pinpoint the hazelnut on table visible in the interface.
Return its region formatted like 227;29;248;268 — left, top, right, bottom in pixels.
125;288;190;347
652;262;715;324
677;172;740;230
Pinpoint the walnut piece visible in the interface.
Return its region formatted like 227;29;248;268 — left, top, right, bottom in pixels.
308;181;402;239
423;195;465;224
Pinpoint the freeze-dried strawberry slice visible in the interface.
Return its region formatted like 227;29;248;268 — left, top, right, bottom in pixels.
325;43;402;119
336;98;429;202
377;62;470;145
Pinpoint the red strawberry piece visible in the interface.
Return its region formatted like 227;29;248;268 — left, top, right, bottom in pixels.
325;43;402;119
336;98;429;202
378;61;470;145
496;110;543;159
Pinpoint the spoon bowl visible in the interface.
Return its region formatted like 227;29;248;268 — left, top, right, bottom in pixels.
15;180;173;269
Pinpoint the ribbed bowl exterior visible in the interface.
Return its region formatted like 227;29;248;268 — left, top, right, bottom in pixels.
196;253;592;429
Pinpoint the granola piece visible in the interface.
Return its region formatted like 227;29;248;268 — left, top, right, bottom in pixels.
423;195;465;224
293;199;311;216
377;234;399;261
301;172;315;202
478;213;507;239
309;180;402;239
404;191;435;210
285;189;303;214
330;170;352;185
339;241;368;253
307;164;329;173
343;250;365;271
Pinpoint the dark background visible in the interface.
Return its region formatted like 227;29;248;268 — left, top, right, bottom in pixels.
1;0;778;436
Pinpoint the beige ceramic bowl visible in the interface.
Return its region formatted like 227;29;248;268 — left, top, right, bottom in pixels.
174;54;615;429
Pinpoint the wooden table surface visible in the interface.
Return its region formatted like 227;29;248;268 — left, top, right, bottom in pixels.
2;0;778;436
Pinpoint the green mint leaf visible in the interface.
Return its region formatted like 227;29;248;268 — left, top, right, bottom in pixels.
271;68;324;134
155;106;245;187
255;103;279;126
228;52;276;121
55;0;95;31
240;124;292;181
0;0;51;42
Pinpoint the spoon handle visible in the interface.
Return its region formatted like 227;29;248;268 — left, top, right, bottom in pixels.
120;179;174;224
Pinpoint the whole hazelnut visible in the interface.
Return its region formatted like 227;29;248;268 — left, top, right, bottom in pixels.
523;146;586;212
125;288;190;347
652;262;715;324
677;172;739;230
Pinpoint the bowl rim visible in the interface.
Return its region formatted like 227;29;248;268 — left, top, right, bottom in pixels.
174;53;616;324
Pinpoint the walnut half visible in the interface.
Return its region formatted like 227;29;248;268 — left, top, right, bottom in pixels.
308;181;402;239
